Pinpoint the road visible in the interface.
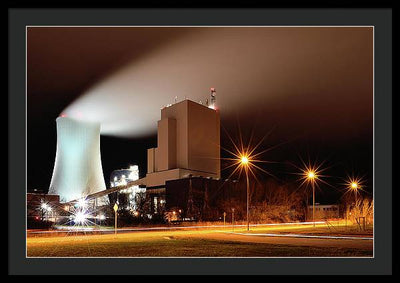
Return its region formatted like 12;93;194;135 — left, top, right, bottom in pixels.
27;221;328;235
199;231;373;251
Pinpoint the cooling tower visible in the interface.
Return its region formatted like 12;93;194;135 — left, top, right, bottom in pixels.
49;116;106;202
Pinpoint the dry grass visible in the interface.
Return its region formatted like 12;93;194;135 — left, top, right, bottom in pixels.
27;225;373;257
245;223;373;236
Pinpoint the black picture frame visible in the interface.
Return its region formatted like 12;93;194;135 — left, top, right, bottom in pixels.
8;6;393;276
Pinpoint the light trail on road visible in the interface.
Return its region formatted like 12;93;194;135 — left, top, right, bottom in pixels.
227;232;373;241
27;221;327;235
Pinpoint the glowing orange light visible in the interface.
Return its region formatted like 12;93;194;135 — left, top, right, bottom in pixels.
296;160;330;190
307;171;316;179
340;174;365;200
220;125;277;186
345;176;363;193
241;156;249;165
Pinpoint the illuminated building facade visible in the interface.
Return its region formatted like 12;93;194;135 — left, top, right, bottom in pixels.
110;165;145;211
110;165;139;187
48;117;106;202
146;98;221;214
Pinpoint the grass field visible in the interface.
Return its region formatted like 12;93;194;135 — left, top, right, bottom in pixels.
27;224;373;257
245;224;374;236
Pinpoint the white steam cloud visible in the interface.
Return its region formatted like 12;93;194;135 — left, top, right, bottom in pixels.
63;27;372;138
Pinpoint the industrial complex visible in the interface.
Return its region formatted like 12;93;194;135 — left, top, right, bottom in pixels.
29;89;226;223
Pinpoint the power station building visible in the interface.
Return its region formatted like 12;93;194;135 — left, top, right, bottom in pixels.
110;165;140;188
48;116;107;203
110;165;145;211
146;98;221;215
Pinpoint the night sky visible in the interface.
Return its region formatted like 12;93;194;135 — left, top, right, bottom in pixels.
27;27;373;203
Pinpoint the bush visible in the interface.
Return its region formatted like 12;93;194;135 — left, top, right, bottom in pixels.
346;197;373;225
250;202;303;223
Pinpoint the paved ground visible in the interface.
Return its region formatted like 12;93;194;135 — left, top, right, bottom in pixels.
193;231;373;250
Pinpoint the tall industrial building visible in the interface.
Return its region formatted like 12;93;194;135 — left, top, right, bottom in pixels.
146;98;221;211
48;116;106;202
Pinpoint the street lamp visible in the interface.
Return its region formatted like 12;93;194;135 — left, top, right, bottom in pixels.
241;156;249;165
350;181;359;204
74;211;87;224
346;177;362;216
296;160;328;228
344;176;363;207
222;130;275;232
40;202;51;221
306;170;317;227
240;154;250;231
343;176;364;229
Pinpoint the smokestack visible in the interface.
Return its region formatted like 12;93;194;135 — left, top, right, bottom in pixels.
48;116;106;202
209;87;217;109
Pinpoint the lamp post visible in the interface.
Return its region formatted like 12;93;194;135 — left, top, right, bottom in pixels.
351;181;359;206
241;155;250;231
307;170;316;227
298;160;328;228
349;181;360;225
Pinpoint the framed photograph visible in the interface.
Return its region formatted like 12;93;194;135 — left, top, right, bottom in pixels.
8;6;393;276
